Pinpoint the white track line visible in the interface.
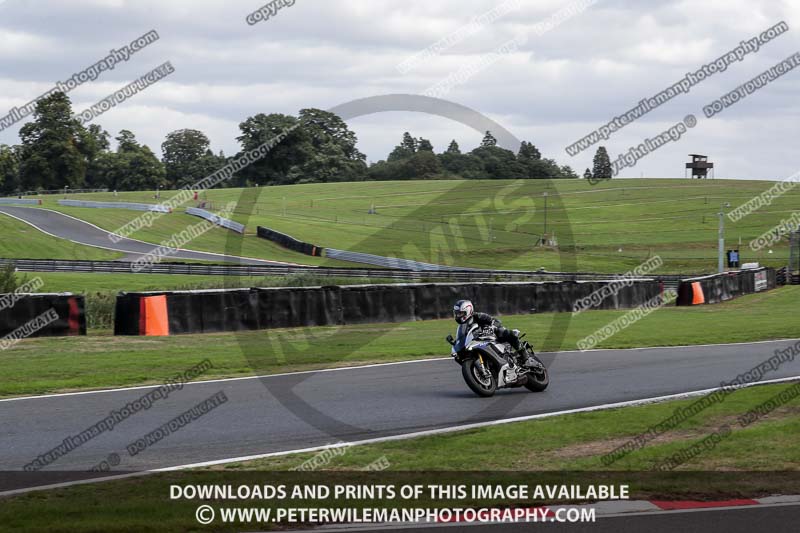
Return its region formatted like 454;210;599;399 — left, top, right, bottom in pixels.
2;338;798;403
0;207;307;266
2;374;799;497
0;208;194;258
310;499;800;531
152;374;800;470
43;208;303;266
0;357;451;403
559;336;800;353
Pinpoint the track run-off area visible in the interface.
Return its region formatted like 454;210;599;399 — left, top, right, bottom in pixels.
0;206;300;266
2;339;799;493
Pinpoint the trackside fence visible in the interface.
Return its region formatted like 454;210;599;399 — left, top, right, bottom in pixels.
57;200;171;212
186;207;245;234
116;280;662;336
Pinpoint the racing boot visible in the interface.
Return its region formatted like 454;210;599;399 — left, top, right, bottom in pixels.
515;340;542;370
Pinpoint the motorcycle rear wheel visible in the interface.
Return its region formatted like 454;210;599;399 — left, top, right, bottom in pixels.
524;353;549;392
461;358;497;397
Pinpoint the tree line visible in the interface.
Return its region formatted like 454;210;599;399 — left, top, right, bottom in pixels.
0;92;613;194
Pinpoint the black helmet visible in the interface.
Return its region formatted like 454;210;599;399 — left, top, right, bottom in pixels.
453;300;474;324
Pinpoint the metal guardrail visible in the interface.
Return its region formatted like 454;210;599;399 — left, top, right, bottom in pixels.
18;188;108;196
186;207;245;234
325;248;473;271
0;258;685;289
322;250;682;289
0;198;41;205
57;200;171;212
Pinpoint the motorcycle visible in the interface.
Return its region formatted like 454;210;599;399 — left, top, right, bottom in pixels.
446;323;549;397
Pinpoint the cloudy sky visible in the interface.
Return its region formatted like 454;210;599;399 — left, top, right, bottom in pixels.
0;0;798;179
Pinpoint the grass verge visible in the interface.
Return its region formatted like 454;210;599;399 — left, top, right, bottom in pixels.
1;382;798;532
0;286;797;397
29;271;405;293
0;213;122;261
232;380;800;472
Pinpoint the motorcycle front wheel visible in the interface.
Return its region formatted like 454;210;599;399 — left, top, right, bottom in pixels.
461;358;497;397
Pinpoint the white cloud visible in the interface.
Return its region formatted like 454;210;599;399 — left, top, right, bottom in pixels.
0;0;797;179
0;29;53;58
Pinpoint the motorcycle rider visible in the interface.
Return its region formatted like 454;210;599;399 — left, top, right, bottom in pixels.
452;299;538;368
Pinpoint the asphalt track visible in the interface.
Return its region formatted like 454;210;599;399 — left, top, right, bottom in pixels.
0;205;296;265
308;504;800;532
2;339;799;493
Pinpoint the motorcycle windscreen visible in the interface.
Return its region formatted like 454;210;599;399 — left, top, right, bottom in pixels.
454;323;477;352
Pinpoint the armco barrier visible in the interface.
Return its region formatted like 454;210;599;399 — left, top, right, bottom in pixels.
0;257;687;288
257;226;322;256
58;199;171;212
0;198;41;205
114;279;660;336
19;188;107;196
676;267;776;306
186;207;245;234
0;293;86;338
325;248;473;271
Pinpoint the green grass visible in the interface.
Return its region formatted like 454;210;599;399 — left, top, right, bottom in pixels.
0;213;121;260
36;203;334;267
1;286;797;397
27;271;403;293
237;381;800;472
24;178;800;273
1;382;797;533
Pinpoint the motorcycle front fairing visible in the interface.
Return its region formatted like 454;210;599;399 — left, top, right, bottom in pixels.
451;323;508;368
451;323;477;355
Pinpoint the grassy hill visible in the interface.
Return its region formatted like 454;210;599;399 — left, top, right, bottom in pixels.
7;178;799;273
0;214;122;261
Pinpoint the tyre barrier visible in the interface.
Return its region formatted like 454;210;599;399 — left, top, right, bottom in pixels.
0;198;42;205
0;293;86;338
256;226;322;256
675;267;776;306
114;279;660;336
57;200;171;212
776;266;788;286
185;207;245;234
255;224;469;270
